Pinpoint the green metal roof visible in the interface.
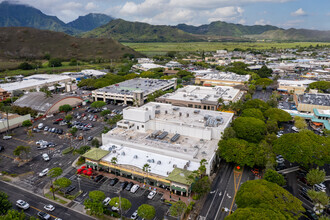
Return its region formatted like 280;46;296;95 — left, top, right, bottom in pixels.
82;148;109;161
166;168;194;186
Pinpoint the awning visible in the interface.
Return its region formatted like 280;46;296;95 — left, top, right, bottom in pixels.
171;185;187;192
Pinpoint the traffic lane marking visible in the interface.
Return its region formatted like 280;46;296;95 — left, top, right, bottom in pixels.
30;205;59;219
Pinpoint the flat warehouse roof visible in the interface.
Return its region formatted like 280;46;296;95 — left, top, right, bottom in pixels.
298;93;330;106
94;78;174;96
200;72;250;82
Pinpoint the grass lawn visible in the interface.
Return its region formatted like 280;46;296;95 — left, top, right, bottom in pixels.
123;41;330;55
44;192;68;205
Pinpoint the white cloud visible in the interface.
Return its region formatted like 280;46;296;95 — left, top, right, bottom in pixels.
206;6;244;23
281;19;304;28
291;8;307;16
254;19;270;25
85;2;98;11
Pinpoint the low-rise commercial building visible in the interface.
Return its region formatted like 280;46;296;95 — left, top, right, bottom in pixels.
295;93;330;112
83;102;234;196
0;112;31;133
195;71;250;86
156;85;243;110
0;88;10;101
92;78;176;106
277;80;316;94
0;74;73;92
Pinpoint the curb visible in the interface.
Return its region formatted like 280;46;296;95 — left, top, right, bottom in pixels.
1;180;96;220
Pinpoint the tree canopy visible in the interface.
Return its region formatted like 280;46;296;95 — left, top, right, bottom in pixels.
235;179;305;219
0;191;12;215
294;116;307;130
264;108;292;122
225;207;287;220
256;65;273;78
59;104;72;114
0;209;27;220
109;197;132;211
255;78;273;88
48;167;63;179
264;169;286;186
54;177;72;190
89;190;105;202
169;201;187;217
137;204;156;220
22;120;32;127
91;101;106;108
191;176;211;196
241;108;264;121
84;190;105;217
308;81;330;93
242;99;270;112
273;130;330;167
306;167;326;186
232;117;267;143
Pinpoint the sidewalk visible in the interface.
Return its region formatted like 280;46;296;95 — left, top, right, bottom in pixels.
96;170;193;205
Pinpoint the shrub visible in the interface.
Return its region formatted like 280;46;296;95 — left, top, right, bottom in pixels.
62;147;73;155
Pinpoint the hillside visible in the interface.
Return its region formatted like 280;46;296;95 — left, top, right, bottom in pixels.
82;19;201;42
0;27;141;60
176;21;280;37
0;1;74;33
251;28;330;42
66;13;114;32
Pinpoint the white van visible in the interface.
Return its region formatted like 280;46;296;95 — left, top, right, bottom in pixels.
38;123;44;129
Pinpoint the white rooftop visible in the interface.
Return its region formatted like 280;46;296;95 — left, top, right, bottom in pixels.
200;72;250;82
100;144;200;177
0;74;71;92
158;85;241;103
81;69;106;76
278;79;316;86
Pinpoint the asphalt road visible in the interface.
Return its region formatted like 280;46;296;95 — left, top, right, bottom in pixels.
0;180;93;220
199;162;255;220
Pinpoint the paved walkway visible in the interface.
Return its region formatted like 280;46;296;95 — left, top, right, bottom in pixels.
95;170;193;205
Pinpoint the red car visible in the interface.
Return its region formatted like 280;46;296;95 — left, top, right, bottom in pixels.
56;118;63;121
81;113;86;117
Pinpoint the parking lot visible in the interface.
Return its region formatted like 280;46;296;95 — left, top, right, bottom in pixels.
0;102;125;192
64;168;172;220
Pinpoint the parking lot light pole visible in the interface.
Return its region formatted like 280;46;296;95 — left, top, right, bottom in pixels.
77;175;81;192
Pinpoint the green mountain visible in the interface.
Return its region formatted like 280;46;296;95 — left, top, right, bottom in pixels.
66;13;114;32
176;21;280;37
0;1;72;33
82;19;201;42
0;27;142;61
251;28;330;42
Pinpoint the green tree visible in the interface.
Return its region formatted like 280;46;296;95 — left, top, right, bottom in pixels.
308;81;330;92
48;58;62;67
65;114;73;122
91;138;100;148
243;99;270;112
236;179;305;219
191;176;211;197
273;130;330;167
232;117;267;143
100;110;111;117
294;116;307;130
109;197;132;211
75;145;91;155
48;167;63;200
0;191;12;215
266;119;279;134
241;108;264;120
169;201;187;218
264;169;286;186
84;191;106;217
69;127;78;136
221;127;236;140
54;177;72;192
226;207;286;220
18;62;33;70
137;204;156;220
307;190;329;207
108;114;123;125
22;120;32;127
13;145;30;159
257;65;273;78
264;108;292;122
306;167;326;187
89;190;105;202
69;58;77;66
59;104;72;114
255;78;273;89
91;101;106;109
0;209;27;220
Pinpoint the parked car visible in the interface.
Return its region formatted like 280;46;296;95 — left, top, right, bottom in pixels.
119;181;128;190
44;126;49;131
37;145;48;150
42;153;50;161
56;118;63;122
276;155;285;164
125;182;134;191
103;197;111;206
37;123;44;129
94;175;104;182
130;184;140;193
3;136;12;140
292;126;299;132
147;191;156;199
44;204;55;211
112;204;119;212
37;212;50;220
0;146;4;152
16;200;29;209
39;168;49;177
87;136;93;141
315;183;326;192
131;210;138;219
33;128;41;132
64;185;76;194
109;178;119;186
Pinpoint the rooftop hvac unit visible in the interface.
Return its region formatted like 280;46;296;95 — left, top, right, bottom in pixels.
133;155;138;159
151;130;161;138
167;171;171;175
165;110;168;114
157;160;161;165
173;164;177;168
186;113;189;117
121;152;125;156
173;107;180;111
156;105;160;108
147;159;155;163
155;110;160;114
170;134;180;142
157;131;168;140
194;110;200;114
184;165;187;170
179;112;182;117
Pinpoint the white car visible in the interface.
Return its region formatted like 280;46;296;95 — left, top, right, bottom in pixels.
130;184;140;193
103;197;111;206
44;204;55;211
39;168;49;177
3;136;12;140
36;140;47;145
16;200;29;210
42;153;50;161
292;126;299;132
315;183;326;192
147;191;156;199
131;210;138;219
38;123;44;129
112;204;119;212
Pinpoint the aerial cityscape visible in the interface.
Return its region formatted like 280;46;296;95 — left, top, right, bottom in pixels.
0;0;329;220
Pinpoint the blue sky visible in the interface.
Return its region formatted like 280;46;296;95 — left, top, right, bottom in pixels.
5;0;330;30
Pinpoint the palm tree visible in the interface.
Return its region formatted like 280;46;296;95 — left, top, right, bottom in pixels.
111;157;118;175
143;163;151;184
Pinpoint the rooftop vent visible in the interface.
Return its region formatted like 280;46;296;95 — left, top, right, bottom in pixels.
121;151;125;156
155;110;160;114
173;107;180;111
157;131;168;140
170;134;180;142
194;110;200;114
133;155;138;159
157;160;161;165
173;164;177;168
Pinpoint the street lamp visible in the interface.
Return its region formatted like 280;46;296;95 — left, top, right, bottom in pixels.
77;175;81;192
117;188;122;220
